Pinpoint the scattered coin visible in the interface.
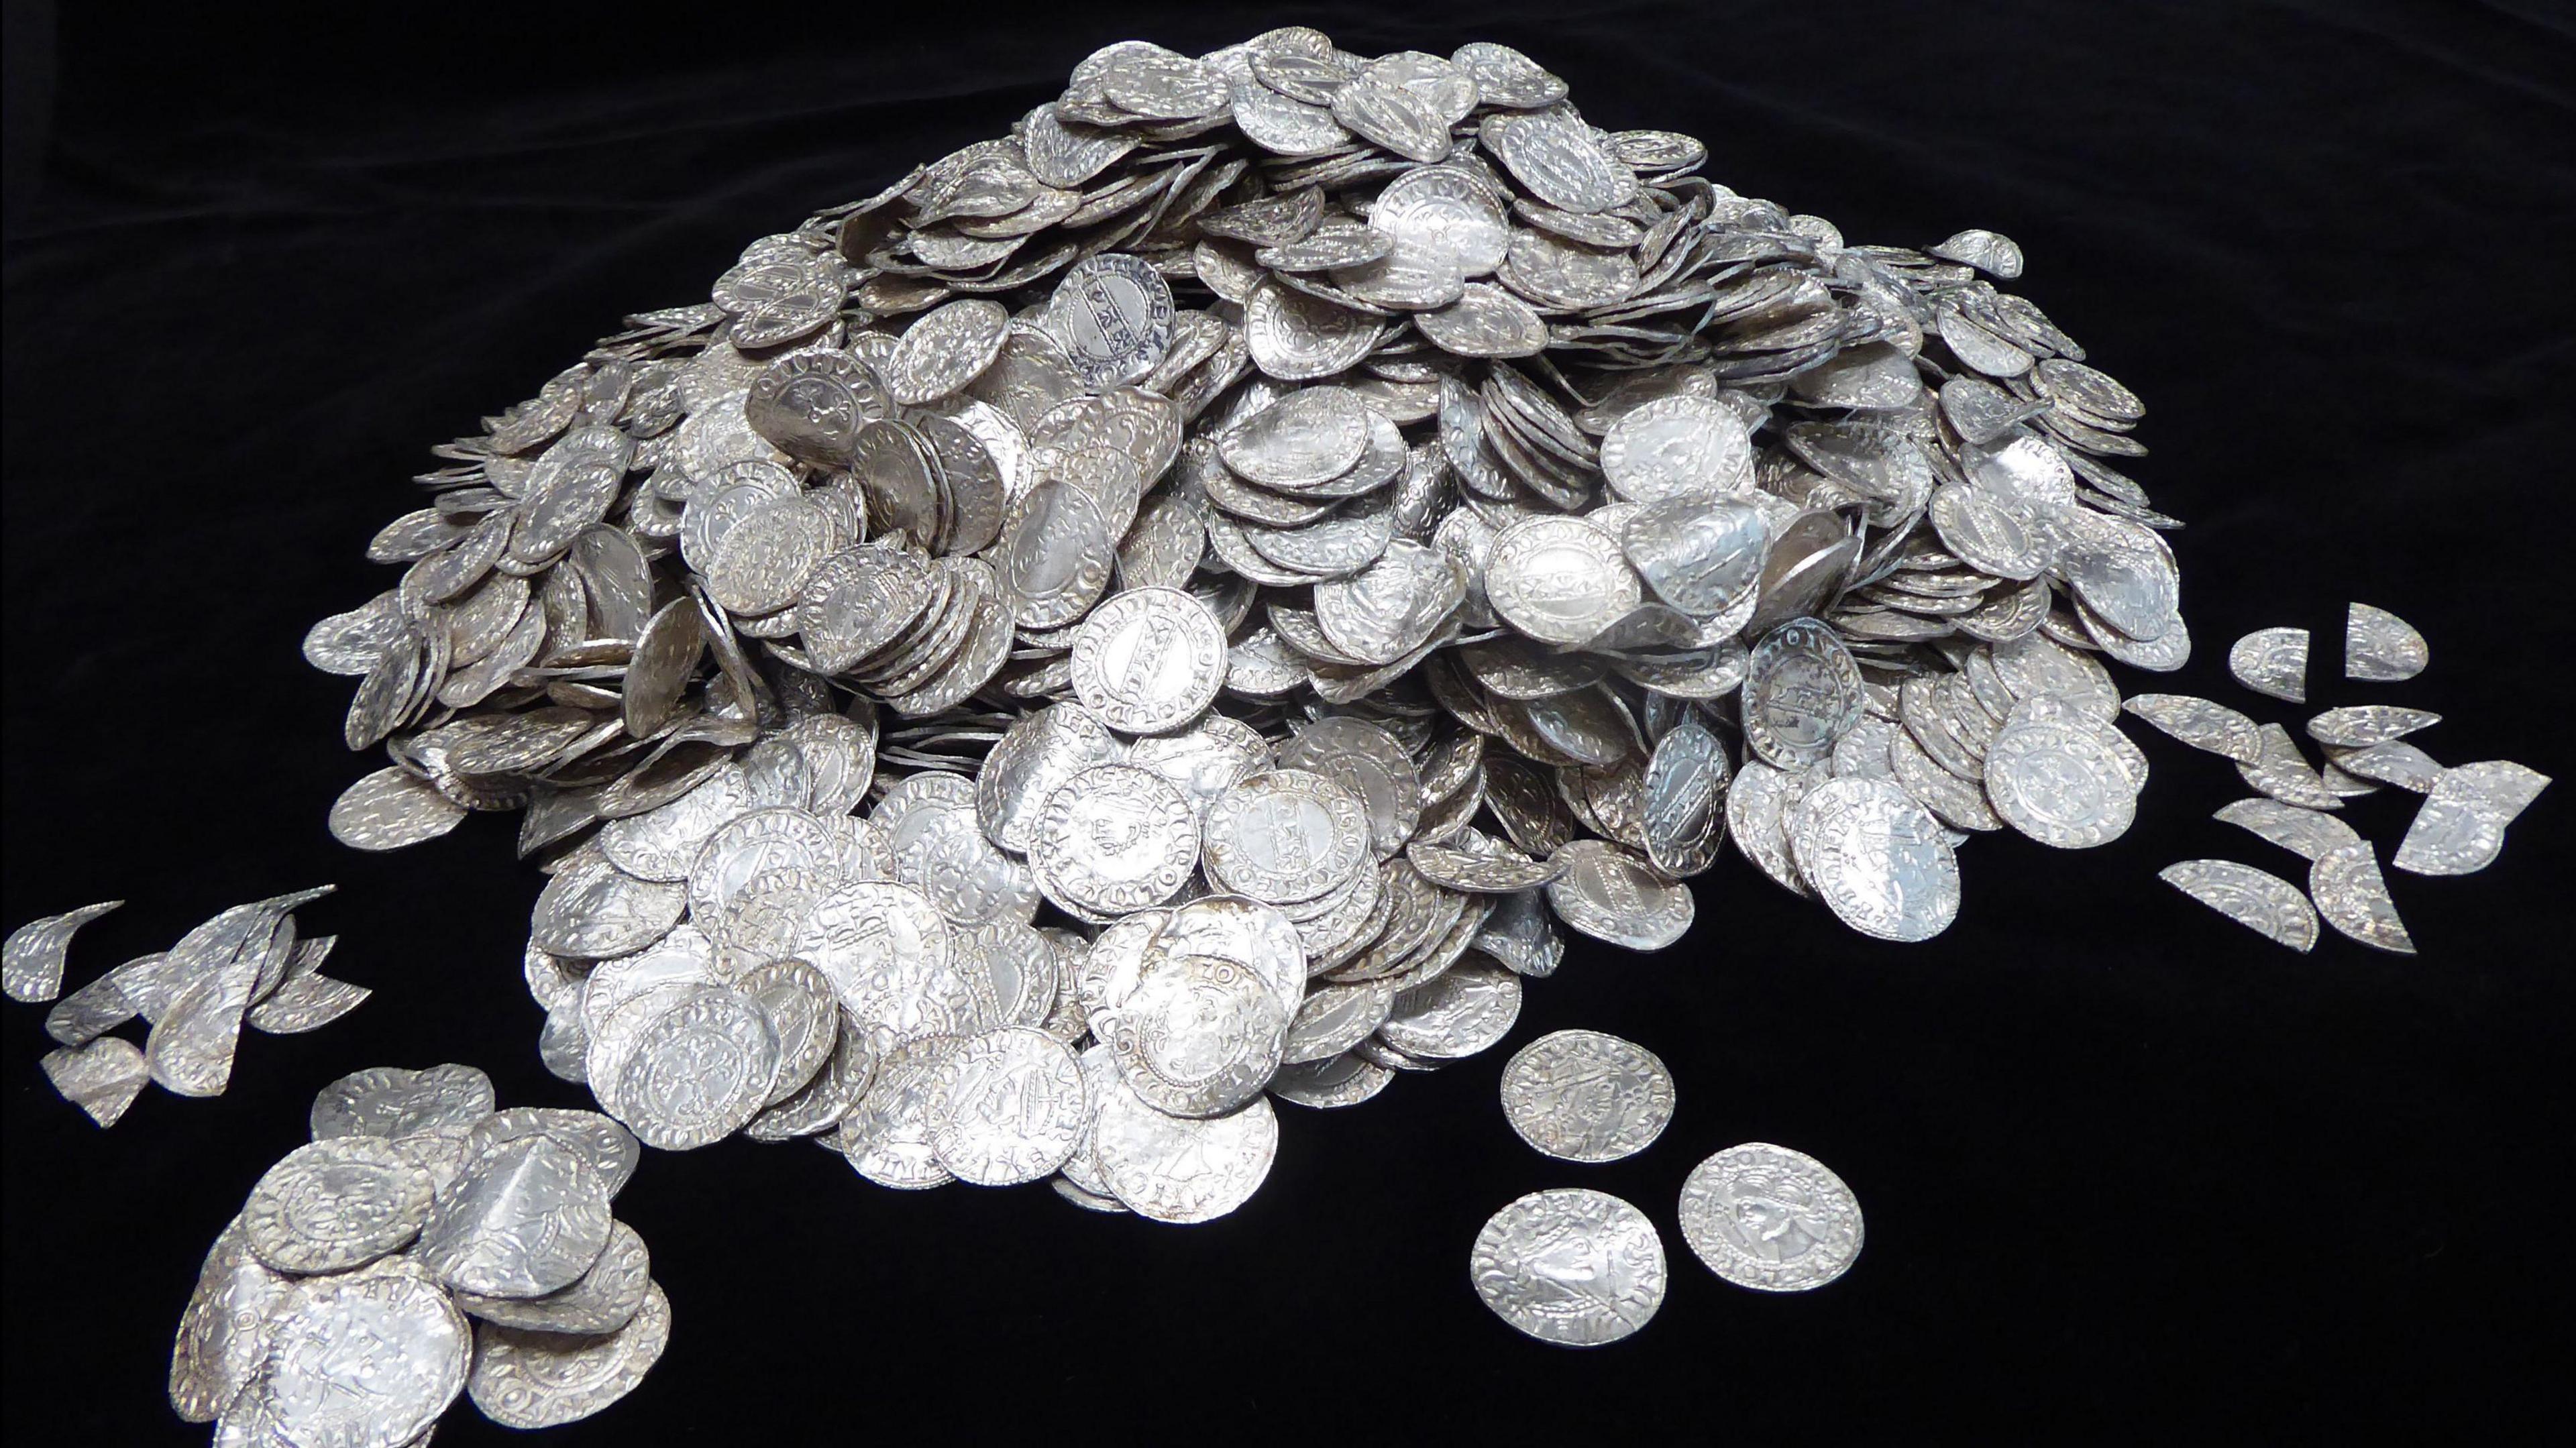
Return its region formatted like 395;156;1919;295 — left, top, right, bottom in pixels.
2159;859;2320;952
1470;1188;1666;1347
2391;760;2550;877
1498;1029;1674;1162
2344;602;2427;682
9;889;349;1123
1677;1143;1864;1292
2229;626;2310;703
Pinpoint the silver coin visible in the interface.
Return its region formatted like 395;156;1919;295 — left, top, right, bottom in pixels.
1029;765;1199;917
327;768;469;852
2123;693;2263;764
1788;777;1960;942
453;1219;651;1335
312;1063;497;1141
2158;860;2320;952
416;1134;613;1298
886;297;1010;405
249;1260;470;1448
2310;842;2416;954
1601;395;1754;502
1051;254;1174;389
1486;516;1640;646
1098;950;1289;1116
1070;587;1229;734
1470;1188;1665;1347
467;1279;672;1431
39;1036;150;1127
1743;617;1864;769
1984;719;2138;848
3;897;122;1004
2392;760;2549;877
838;1034;963;1189
1677;1142;1864;1292
2228;625;2311;704
927;1025;1090;1185
1201;769;1371;904
1089;1070;1279;1223
1543;840;1693;950
2344;602;2428;681
1499;1029;1674;1163
242;1137;435;1275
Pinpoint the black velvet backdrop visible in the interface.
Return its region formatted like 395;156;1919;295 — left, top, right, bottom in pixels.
5;2;2571;1441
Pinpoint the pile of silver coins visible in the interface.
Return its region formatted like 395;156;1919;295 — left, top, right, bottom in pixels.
298;28;2194;1231
2141;603;2546;953
170;1065;669;1440
5;887;358;1127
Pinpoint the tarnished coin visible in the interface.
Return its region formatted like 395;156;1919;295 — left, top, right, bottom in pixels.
1470;1188;1665;1347
2159;860;2320;952
1499;1029;1674;1163
1678;1143;1864;1292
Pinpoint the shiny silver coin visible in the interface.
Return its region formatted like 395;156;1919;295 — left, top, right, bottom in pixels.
1498;1029;1674;1162
1678;1142;1864;1292
1470;1188;1666;1347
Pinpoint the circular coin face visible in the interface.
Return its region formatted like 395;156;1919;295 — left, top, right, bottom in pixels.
1498;1029;1675;1163
1984;720;2137;848
254;1263;470;1448
1485;516;1640;647
1070;588;1229;734
1201;769;1371;904
1469;1188;1666;1347
1744;617;1864;769
1030;765;1199;917
1677;1142;1864;1292
241;1137;436;1275
1788;777;1960;942
927;1026;1091;1185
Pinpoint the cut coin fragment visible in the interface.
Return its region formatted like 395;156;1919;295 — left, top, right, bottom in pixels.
2158;859;2319;952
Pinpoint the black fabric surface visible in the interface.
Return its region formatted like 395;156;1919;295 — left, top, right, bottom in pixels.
5;2;2572;1441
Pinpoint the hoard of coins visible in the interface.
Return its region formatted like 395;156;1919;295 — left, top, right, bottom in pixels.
304;32;2180;1221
